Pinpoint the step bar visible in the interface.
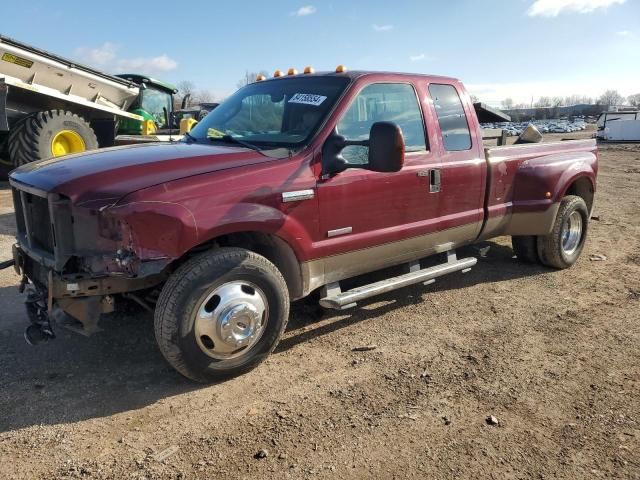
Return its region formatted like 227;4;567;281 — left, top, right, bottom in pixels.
319;251;477;310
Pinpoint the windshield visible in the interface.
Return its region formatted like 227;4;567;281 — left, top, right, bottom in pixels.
189;76;350;148
141;87;173;128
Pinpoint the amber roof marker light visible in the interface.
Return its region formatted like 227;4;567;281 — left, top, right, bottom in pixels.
287;68;298;75
335;64;347;73
273;69;284;78
256;74;266;81
304;66;315;74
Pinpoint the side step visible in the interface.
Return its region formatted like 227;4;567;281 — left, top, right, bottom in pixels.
319;251;476;310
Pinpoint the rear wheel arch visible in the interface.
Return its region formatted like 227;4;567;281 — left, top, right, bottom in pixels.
562;176;595;215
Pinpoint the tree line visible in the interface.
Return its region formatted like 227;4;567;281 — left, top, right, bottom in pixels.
501;91;640;111
173;71;269;109
498;91;640;121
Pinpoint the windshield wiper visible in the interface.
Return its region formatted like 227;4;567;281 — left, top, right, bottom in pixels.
208;134;262;152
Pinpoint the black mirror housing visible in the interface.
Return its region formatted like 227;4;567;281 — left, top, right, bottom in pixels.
321;121;405;177
368;121;405;173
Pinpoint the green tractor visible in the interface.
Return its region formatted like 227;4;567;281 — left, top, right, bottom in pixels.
115;74;178;137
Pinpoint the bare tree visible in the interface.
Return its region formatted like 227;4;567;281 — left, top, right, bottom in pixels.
564;94;593;106
534;96;552;108
550;96;564;118
175;80;196;109
194;90;217;104
598;90;624;107
501;98;514;110
628;93;640;107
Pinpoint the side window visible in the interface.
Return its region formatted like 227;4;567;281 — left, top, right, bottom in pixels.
428;84;472;151
337;83;426;165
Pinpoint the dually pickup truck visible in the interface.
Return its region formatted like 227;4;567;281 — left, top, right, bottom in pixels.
4;68;598;382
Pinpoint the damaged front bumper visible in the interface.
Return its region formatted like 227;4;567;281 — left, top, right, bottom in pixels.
13;244;167;341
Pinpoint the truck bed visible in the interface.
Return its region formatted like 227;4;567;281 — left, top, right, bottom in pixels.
481;138;598;239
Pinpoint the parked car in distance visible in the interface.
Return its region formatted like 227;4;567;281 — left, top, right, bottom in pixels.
4;67;598;382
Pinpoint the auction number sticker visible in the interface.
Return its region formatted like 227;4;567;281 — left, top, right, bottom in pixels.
288;93;327;106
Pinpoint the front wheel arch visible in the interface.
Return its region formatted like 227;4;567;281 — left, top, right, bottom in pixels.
168;231;305;301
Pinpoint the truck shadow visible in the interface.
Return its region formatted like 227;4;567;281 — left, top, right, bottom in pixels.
0;280;201;432
0;239;547;433
278;240;549;352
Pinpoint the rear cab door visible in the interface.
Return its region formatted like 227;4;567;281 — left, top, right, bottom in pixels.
421;80;486;242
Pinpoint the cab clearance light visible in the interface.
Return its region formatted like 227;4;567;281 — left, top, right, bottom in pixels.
304;66;315;74
256;74;266;81
287;68;298;75
273;69;284;77
335;64;347;73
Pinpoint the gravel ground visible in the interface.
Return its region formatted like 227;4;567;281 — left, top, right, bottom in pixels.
0;133;638;479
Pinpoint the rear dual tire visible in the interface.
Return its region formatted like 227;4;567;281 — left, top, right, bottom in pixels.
512;195;589;269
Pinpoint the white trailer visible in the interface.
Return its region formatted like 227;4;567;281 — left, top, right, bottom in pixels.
599;120;640;142
0;35;178;169
596;110;640;142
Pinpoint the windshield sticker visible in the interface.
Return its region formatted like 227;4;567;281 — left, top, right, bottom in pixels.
288;93;327;106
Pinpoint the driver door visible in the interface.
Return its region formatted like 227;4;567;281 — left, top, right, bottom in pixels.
315;82;440;274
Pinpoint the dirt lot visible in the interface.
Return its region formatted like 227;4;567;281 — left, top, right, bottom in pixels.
0;133;638;479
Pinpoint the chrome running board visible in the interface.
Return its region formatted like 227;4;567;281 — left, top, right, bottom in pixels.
319;251;476;310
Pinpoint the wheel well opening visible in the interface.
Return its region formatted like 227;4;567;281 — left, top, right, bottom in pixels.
180;232;304;300
566;177;594;214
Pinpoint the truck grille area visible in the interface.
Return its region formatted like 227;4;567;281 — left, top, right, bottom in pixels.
12;188;55;253
29;195;54;252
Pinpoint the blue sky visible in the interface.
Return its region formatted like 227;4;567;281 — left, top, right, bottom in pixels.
2;0;638;106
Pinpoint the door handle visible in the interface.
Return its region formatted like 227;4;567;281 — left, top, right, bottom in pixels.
429;168;441;193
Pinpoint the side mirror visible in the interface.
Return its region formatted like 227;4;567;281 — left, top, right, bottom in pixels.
368;121;405;173
322;121;405;176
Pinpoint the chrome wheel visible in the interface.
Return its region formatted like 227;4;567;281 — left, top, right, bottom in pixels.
194;281;268;360
561;211;583;255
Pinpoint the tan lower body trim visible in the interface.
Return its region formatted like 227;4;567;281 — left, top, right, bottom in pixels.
479;204;560;241
300;223;478;296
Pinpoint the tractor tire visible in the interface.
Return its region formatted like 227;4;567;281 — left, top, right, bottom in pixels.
511;236;540;263
537;195;589;269
9;110;98;167
154;248;290;383
7;115;32;168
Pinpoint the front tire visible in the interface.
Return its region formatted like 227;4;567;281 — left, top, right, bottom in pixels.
154;248;290;383
537;195;589;269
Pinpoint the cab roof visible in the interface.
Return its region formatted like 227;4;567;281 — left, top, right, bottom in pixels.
258;70;460;84
115;74;178;94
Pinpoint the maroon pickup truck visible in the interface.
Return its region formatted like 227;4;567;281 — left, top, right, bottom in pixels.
5;68;598;382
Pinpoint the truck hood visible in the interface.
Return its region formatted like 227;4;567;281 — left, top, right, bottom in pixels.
9;142;272;206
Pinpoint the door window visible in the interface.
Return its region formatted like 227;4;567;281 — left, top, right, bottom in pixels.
428;84;472;151
337;83;426;165
141;88;172;128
